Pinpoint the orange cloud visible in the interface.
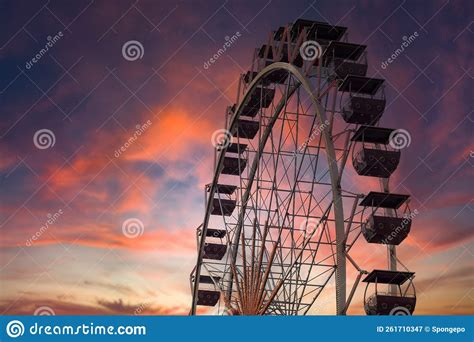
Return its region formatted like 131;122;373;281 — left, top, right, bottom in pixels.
125;107;215;163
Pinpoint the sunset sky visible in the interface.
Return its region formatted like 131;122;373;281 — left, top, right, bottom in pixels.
0;0;472;315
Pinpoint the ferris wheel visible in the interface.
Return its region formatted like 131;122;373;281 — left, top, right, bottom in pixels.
190;19;416;316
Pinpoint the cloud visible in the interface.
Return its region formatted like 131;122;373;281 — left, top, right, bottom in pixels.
2;223;196;253
0;297;185;315
97;298;186;315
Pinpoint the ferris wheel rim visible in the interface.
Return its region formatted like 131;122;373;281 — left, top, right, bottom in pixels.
191;62;346;315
